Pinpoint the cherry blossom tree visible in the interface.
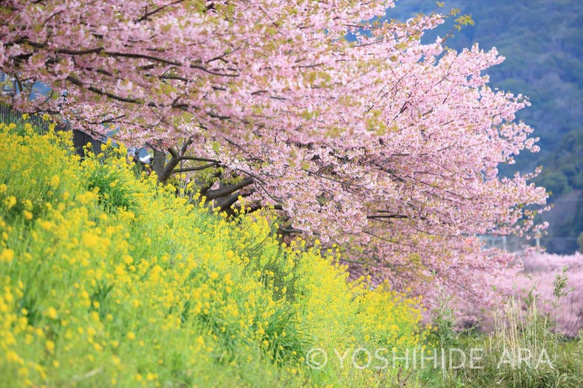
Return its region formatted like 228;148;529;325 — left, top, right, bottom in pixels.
0;0;548;302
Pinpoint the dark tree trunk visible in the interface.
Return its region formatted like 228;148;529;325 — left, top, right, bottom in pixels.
152;149;166;181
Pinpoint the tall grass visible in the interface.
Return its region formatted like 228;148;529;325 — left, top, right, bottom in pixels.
421;283;583;387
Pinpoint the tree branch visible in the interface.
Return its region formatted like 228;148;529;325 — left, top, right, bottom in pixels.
171;163;218;174
135;0;187;23
205;177;254;200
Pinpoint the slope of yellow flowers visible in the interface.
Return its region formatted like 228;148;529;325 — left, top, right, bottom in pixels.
0;116;427;387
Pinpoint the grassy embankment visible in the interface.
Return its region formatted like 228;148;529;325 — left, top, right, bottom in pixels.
0;115;426;387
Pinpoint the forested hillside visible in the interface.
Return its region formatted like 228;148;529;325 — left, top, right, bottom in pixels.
389;0;583;253
536;129;583;253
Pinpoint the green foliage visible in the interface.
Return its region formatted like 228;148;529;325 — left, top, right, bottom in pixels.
536;128;583;193
538;171;570;197
83;144;138;212
535;127;583;252
428;290;458;347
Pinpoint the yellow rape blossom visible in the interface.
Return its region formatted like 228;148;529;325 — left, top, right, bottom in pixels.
0;116;428;388
49;175;60;188
45;307;58;320
4;195;16;209
0;248;15;263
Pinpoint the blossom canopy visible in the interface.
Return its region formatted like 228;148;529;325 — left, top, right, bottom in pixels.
0;0;548;300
